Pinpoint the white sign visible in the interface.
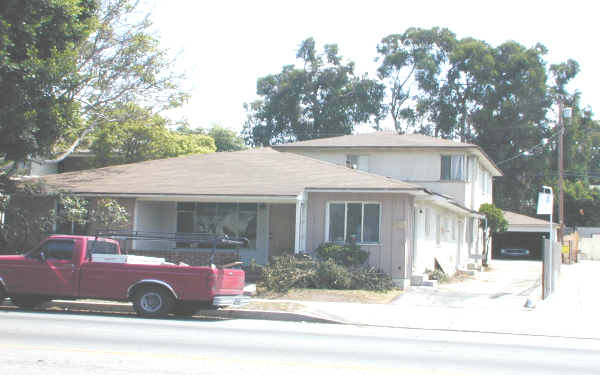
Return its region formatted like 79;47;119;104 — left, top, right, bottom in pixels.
537;192;553;215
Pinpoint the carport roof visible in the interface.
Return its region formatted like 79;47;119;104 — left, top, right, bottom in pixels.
36;148;429;198
503;210;556;229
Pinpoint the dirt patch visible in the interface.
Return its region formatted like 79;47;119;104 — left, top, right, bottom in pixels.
256;288;403;304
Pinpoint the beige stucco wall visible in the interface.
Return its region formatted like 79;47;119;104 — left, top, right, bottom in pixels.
305;191;414;281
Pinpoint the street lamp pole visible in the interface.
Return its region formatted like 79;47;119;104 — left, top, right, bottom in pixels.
558;103;564;245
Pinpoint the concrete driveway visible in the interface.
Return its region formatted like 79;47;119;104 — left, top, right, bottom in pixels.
392;260;542;310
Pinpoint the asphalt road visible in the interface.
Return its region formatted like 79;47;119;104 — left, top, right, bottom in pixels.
1;309;599;375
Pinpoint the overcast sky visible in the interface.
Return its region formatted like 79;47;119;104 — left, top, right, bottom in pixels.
146;0;598;133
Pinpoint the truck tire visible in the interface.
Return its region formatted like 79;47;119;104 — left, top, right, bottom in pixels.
132;286;174;318
10;295;49;310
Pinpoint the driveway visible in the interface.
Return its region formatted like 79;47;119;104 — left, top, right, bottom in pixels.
392;260;542;310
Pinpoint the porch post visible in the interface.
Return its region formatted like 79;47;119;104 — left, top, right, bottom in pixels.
294;192;307;253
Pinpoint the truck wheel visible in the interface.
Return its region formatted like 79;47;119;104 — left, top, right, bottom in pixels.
10;296;49;310
132;286;174;318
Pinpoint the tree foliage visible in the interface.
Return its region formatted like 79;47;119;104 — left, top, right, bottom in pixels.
0;182;129;254
207;125;246;152
90;103;215;167
1;0;190;185
376;27;455;133
479;203;508;233
0;0;97;180
243;38;385;146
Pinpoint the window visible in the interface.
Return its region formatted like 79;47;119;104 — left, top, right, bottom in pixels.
176;202;257;249
86;240;118;256
346;155;369;171
34;240;75;260
441;155;466;181
328;202;380;243
56;201;88;235
481;170;491;195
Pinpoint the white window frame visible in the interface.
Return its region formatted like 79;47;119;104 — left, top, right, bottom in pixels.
325;201;381;244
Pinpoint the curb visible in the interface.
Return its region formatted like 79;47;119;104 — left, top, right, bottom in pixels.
38;300;340;324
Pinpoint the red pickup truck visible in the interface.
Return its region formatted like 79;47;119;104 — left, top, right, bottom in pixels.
0;234;249;317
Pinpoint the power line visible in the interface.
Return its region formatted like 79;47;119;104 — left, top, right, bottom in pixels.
495;130;560;166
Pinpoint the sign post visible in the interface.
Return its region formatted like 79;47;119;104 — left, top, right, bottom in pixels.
538;186;553;299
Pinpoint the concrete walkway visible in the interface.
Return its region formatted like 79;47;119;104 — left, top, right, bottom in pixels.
305;260;600;338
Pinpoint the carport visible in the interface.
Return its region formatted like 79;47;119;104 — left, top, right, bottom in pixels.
492;211;558;261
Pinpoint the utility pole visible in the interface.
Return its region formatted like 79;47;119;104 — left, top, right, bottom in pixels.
558;104;572;246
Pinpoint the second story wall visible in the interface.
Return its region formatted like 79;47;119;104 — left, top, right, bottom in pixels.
284;149;494;210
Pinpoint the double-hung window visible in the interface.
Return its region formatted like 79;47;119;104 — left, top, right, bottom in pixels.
441;155;466;181
328;202;380;243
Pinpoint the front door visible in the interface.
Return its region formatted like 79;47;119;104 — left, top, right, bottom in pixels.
269;204;296;257
19;239;78;296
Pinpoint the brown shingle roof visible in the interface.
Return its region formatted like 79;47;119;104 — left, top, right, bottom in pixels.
503;210;553;226
38;148;426;197
273;132;503;176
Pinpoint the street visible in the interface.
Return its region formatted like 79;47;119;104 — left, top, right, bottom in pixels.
1;309;599;375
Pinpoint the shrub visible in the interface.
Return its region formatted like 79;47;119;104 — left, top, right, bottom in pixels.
315;259;352;289
261;254;317;292
259;254;395;293
350;266;396;291
314;242;369;267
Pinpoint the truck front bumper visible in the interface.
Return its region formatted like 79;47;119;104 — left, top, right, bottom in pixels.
212;295;251;307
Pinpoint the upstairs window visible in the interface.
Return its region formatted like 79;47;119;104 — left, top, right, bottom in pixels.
346;155;369;172
441;155;466;181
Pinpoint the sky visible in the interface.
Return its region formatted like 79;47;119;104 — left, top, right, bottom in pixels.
145;0;598;133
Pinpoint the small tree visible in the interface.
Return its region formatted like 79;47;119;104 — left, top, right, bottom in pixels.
478;203;507;266
0;182;129;254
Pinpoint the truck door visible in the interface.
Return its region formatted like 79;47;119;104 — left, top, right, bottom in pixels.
20;239;79;296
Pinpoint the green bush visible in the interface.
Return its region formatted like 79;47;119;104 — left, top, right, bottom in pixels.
259;254;395;293
314;242;369;267
350;266;396;291
316;259;353;289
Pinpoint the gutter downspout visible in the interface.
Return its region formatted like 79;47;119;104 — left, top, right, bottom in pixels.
482;216;489;267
